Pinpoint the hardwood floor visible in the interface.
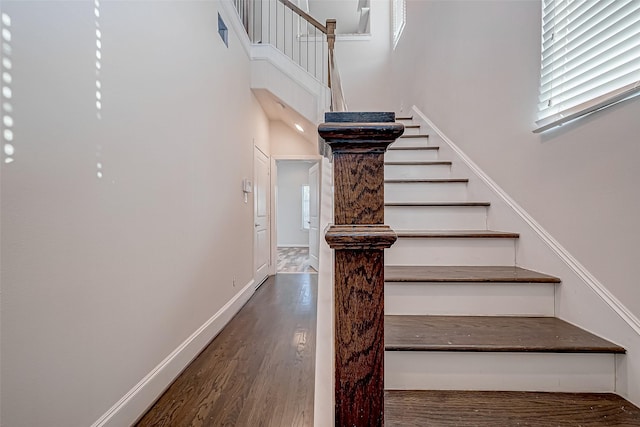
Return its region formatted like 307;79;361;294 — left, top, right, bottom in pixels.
136;274;317;427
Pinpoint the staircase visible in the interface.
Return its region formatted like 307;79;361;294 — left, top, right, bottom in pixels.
382;116;640;425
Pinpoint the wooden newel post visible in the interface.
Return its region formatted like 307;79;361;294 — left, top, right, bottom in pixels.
319;112;404;426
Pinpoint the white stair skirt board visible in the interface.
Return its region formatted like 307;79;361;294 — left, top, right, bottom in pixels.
390;137;430;148
384;164;451;180
385;181;468;202
385;238;515;266
385;351;616;392
384;282;556;316
385;149;439;162
385;205;488;230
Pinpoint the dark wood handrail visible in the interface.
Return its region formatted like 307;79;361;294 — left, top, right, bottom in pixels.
278;0;327;33
319;112;404;426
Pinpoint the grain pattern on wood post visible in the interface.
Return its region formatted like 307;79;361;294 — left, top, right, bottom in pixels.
319;112;404;427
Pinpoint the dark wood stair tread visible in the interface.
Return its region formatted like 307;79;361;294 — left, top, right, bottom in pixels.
395;230;519;239
385;390;640;426
385;201;490;207
385;266;559;283
385;161;451;165
387;146;438;151
385;315;625;353
385;178;468;183
400;134;429;138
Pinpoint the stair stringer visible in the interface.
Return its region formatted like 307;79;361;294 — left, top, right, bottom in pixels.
410;105;640;407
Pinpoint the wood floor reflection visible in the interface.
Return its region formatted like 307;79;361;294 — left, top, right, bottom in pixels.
136;274;317;426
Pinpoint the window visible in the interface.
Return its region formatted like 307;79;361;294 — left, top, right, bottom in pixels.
301;185;310;230
535;1;640;133
218;13;229;47
392;0;406;49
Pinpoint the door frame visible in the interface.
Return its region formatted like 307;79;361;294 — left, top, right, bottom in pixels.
270;154;322;275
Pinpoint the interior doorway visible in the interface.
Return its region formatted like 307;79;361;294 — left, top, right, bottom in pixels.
274;159;320;274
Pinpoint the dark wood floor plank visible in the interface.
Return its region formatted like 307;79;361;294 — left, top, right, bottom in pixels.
136;274;317;426
385;390;640;426
385;315;625;353
385;266;560;283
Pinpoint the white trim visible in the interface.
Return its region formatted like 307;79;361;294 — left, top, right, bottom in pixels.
411;104;640;338
90;279;256;427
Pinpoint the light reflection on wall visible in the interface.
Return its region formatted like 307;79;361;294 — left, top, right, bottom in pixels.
95;0;104;179
2;12;15;164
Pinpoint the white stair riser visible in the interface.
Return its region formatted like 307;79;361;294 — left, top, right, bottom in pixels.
385;352;615;392
390;137;430;148
385;149;439;162
385;182;468;202
384;282;556;316
385;164;451;180
385;206;487;230
385;238;515;265
403;127;422;135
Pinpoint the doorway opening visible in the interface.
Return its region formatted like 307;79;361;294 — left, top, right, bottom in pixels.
274;159;320;274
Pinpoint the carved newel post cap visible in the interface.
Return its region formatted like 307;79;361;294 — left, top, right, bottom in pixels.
319;112;405;153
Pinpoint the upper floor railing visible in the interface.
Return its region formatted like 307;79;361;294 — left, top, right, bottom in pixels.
232;0;347;112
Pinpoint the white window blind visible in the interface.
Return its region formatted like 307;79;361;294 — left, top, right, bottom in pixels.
535;0;640;133
392;0;406;49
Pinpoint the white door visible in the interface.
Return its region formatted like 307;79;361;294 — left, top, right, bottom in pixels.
308;163;320;271
254;147;270;286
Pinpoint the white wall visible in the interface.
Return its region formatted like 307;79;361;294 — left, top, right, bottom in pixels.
0;1;268;426
276;161;312;247
332;0;393;111
270;119;318;156
390;0;640;319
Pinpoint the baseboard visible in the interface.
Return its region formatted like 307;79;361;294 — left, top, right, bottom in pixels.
90;279;256;427
411;104;640;337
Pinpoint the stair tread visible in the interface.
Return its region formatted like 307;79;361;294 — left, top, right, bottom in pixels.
400;134;429;138
387;146;438;151
385;160;451;165
385;178;468;183
385;265;560;283
395;230;519;238
385;315;625;353
385;201;490;207
385;390;640;426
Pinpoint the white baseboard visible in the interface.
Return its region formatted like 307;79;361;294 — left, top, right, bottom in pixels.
90;279;256;427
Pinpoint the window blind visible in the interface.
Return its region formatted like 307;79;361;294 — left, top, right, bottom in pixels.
535;0;640;133
392;0;406;49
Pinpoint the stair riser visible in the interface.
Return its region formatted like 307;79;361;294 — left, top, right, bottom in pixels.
384;282;556;316
385;352;615;392
390;137;430;148
385;164;451;180
402;127;422;136
385;206;487;230
386;238;515;265
385;149;439;162
385;182;468;202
